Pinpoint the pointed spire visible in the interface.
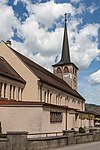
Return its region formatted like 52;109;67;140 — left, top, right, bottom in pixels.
59;13;71;64
53;13;71;66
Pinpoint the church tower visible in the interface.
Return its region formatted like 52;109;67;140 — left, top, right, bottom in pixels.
52;14;78;91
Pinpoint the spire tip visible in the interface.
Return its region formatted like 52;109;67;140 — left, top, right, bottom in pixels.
64;13;67;24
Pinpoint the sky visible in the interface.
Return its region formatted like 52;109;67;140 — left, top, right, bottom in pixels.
0;0;100;105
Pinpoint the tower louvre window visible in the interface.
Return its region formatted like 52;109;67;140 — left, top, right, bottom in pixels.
64;66;69;73
57;67;62;74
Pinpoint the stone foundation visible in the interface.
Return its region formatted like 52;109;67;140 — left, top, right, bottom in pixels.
0;131;100;150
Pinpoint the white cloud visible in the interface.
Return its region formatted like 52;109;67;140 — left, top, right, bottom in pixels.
23;1;75;28
0;1;100;72
0;2;20;41
13;1;100;71
0;0;8;4
70;24;100;69
87;2;98;14
71;0;82;3
75;3;86;14
89;70;100;85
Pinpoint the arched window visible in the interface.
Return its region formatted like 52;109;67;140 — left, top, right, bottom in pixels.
75;69;77;76
73;67;77;75
64;66;69;73
50;93;52;103
10;85;12;99
4;83;7;98
21;88;23;101
47;90;49;103
44;91;47;102
56;95;58;104
13;86;15;100
18;87;20;101
73;68;74;74
0;82;3;97
56;67;62;74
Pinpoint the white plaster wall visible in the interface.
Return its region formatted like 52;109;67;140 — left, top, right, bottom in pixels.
91;120;94;127
82;119;89;128
67;112;75;130
74;117;82;129
41;107;66;132
0;106;43;133
76;118;94;129
0;42;39;101
82;119;94;128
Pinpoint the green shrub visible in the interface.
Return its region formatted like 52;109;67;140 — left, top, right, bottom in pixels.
79;127;85;133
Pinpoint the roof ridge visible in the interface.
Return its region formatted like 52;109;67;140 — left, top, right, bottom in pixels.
6;45;84;100
11;47;70;86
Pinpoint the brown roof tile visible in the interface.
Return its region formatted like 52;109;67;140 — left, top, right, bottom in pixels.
10;48;85;101
0;56;26;83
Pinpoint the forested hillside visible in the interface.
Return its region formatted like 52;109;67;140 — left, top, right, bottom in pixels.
85;103;100;115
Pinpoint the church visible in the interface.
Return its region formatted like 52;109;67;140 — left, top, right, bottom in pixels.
0;15;94;133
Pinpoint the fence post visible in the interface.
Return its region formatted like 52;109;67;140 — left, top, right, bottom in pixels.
7;131;28;150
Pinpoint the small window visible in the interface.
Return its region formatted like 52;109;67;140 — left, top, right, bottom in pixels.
65;98;67;105
0;82;3;97
13;86;15;100
21;88;23;101
56;95;58;104
73;68;74;74
18;87;20;101
50;93;52;103
10;85;12;99
73;68;77;75
50;111;62;122
57;67;62;74
75;69;77;76
44;91;47;102
64;66;69;73
47;90;49;103
4;83;7;98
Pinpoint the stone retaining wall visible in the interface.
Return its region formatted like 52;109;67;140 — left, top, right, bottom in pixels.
0;131;100;150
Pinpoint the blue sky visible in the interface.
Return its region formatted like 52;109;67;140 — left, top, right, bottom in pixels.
0;0;100;104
